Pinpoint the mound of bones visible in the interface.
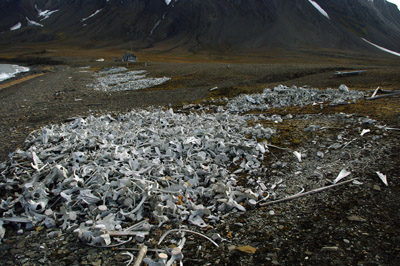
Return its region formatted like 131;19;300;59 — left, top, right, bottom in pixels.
224;84;364;113
0;84;367;261
87;67;171;92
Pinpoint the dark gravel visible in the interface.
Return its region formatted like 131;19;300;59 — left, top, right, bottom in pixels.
0;62;400;266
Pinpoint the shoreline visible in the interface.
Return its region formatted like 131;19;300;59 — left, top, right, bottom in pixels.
0;63;51;89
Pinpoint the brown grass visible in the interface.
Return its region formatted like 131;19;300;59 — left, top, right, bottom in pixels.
1;42;400;67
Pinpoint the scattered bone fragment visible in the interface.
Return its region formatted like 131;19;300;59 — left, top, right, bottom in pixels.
122;251;134;266
293;151;302;162
371;87;381;98
376;172;388;186
360;129;371;136
347;215;366;222
260;179;357;207
0;220;5;242
339;84;349;93
333;169;351;184
133;245;148;266
166;247;184;266
159;229;218;248
321;246;339;252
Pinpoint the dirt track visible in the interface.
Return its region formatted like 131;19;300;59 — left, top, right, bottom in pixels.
0;60;400;265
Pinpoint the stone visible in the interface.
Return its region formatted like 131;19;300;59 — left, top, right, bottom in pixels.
347;215;366;222
236;245;257;254
228;245;236;251
91;260;102;266
373;185;381;191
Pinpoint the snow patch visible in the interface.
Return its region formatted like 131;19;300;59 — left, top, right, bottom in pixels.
0;64;30;82
35;4;59;21
38;9;59;21
149;12;168;37
150;20;161;37
81;9;103;22
362;38;400;57
10;22;21;31
165;0;172;5
308;0;330;19
26;17;43;27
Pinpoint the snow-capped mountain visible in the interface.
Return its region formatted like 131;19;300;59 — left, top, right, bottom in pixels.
1;0;400;55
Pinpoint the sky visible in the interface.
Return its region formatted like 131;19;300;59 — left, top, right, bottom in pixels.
388;0;400;9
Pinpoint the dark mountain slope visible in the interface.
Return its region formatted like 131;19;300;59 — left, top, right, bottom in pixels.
319;0;400;51
0;0;400;55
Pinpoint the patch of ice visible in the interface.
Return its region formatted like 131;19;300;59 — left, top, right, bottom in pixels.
10;22;21;31
362;38;400;57
81;9;103;22
308;0;330;19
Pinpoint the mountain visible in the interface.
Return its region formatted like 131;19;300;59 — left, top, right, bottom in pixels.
1;0;400;56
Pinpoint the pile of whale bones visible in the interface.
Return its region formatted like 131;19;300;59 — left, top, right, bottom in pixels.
87;67;171;92
0;82;380;265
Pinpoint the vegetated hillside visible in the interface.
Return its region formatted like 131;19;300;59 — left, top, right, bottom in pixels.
0;0;400;55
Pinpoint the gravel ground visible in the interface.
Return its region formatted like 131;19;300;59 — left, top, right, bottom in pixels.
0;61;400;265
